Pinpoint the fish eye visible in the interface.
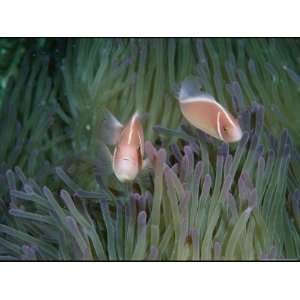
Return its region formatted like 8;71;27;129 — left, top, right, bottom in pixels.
223;126;228;132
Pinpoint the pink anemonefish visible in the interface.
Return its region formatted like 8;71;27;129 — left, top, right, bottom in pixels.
177;78;243;143
101;111;146;182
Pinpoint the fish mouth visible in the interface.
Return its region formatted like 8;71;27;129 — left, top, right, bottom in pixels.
230;126;243;142
114;157;138;182
117;173;135;182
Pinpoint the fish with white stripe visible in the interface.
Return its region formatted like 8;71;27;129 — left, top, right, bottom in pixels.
177;78;243;143
100;111;146;182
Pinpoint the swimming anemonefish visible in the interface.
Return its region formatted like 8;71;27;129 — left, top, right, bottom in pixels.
100;111;146;182
177;78;243;143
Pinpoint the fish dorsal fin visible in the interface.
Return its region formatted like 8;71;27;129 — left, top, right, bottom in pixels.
180;92;217;104
100;109;123;145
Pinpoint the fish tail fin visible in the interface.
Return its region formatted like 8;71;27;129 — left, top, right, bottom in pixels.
134;111;149;124
178;76;202;101
99;109;123;145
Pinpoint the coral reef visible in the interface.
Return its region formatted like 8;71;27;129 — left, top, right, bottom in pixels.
0;38;300;260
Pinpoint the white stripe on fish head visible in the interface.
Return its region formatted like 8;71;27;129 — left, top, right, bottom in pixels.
217;111;225;141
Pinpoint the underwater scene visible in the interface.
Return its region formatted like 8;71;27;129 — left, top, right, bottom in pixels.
0;38;300;261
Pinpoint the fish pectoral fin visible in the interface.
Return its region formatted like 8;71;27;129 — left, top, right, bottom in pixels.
99;109;123;145
138;158;152;178
95;142;114;179
142;158;151;170
136;158;153;190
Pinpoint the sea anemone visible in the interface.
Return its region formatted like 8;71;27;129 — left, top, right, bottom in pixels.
0;38;300;260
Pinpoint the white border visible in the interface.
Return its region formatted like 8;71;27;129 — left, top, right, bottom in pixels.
0;0;299;36
0;262;298;300
0;1;299;299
